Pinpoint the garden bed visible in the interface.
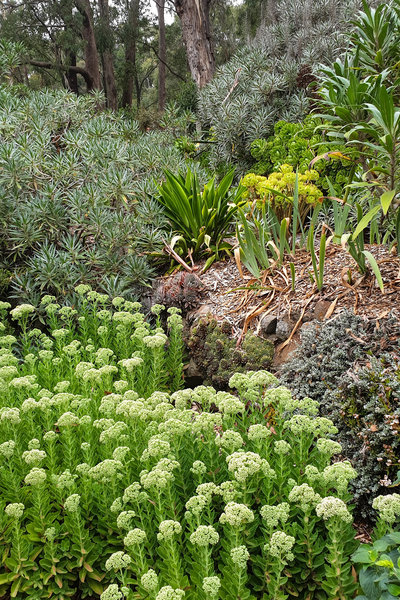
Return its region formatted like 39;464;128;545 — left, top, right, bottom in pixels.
191;244;400;342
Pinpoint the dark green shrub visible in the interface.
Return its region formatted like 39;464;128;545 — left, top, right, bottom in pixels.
281;313;400;518
324;354;400;519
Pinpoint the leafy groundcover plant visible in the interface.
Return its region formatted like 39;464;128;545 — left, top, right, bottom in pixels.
0;289;361;599
352;494;400;600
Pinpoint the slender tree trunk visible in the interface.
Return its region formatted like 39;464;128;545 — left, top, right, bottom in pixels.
75;0;101;91
157;0;166;111
65;51;79;94
98;0;118;109
122;0;140;108
174;0;215;88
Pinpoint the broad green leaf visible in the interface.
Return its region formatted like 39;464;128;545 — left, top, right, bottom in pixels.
388;584;400;596
381;190;396;215
352;547;373;564
352;204;382;240
362;250;384;292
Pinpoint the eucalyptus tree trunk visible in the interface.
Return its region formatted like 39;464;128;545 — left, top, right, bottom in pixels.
122;0;140;107
65;52;79;94
174;0;215;89
98;0;118;109
74;0;102;91
157;0;166;111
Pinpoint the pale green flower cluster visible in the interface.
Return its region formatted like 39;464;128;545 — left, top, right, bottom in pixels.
190;525;219;546
156;586;185;600
64;494;81;513
0;407;21;424
263;386;292;409
288;484;321;511
226;451;275;482
113;446;130;462
372;494;400;524
141;569;159;592
28;438;41;449
99;421;128;444
247;424;271;440
315;497;353;523
218;480;241;503
5;503;24;519
44;527;57;542
25;467;47;486
118;356;144;372
322;461;357;493
196;482;219;500
145;436;171;458
185;494;208;517
157;520;182;541
100;584;123;600
260;502;290;528
274;440;291;455
22;448;46;466
124;528;147;546
143;333;168;349
219;502;254;527
190;460;207;476
10;304;35;320
215;392;245;415
202;576;221;598
99;393;122;416
123;482;142;503
105;551;132;571
192;412;223;433
156;585;185;600
265;531;295;562
57;412;80;427
116;511;136;530
316;438;342;456
0;439;16;458
140;458;179;490
53;469;77;490
215;429;243;452
89;459;123;483
110;498;123;514
230;545;250;569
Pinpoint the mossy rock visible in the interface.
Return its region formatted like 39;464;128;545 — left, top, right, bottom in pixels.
187;316;274;389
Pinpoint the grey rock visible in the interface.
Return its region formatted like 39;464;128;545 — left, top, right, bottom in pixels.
275;319;292;341
260;314;278;335
313;300;332;321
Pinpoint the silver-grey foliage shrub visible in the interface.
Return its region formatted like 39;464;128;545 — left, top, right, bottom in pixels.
198;0;376;173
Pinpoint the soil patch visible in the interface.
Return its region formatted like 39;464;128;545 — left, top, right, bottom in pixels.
196;244;400;339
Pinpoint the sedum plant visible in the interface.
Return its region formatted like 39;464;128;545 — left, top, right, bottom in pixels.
0;290;365;599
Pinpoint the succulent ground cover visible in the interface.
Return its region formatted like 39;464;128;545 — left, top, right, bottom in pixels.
2;290;397;599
